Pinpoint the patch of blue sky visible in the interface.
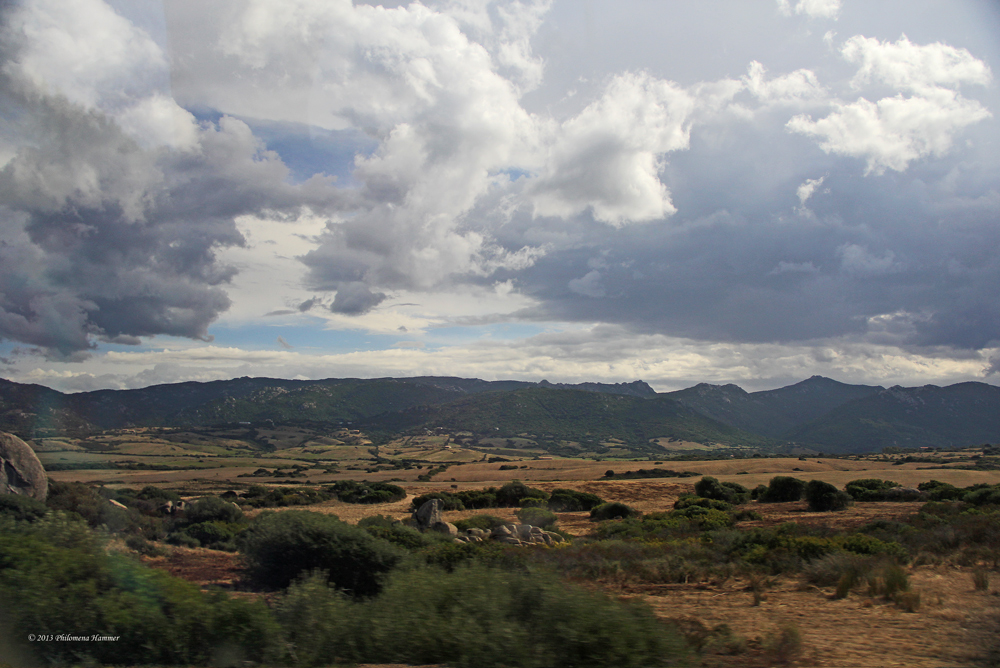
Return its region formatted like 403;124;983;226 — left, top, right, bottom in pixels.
206;323;420;354
494;168;533;181
188;109;377;185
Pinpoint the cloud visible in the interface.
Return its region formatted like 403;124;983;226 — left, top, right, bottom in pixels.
787;35;992;174
837;243;899;276
9;330;997;395
0;0;343;359
842;34;992;93
743;61;826;106
276;335;293;349
796;176;825;206
529;72;698;225
776;0;841;20
568;270;605;298
330;282;387;315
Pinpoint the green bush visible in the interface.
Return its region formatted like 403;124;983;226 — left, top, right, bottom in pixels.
0;494;49;522
185;496;244;524
519;497;546;508
357;515;431;550
547;489;605;512
239;510;405;595
669;506;734;530
454;514;506;532
411;491;465;511
750;484;768;500
344;565;686;668
328;480;406;504
516;507;558;529
804;480;852;512
496;481;549;507
964;486;1000;507
917;480;965;501
694;477;750;505
674;495;732;512
0;513;280;666
844;478;901;502
758;476;805;503
45;481;162;538
590;502;640;521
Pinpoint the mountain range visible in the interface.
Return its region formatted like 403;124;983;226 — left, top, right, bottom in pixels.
1;374;997;454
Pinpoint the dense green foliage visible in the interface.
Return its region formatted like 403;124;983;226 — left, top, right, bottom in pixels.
590;502;640;521
238;510;405;594
756;476;806;503
412;481;549;511
0;514;280;666
547;488;605;511
694;476;751;504
804;480;853;511
844;478;901;501
327;480;406;504
277;566;685;668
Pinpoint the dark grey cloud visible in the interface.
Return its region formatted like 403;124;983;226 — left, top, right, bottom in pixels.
0;76;342;359
330;282;387;315
499;125;1000;351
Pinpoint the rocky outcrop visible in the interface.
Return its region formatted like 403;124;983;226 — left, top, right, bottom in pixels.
0;431;48;500
412;500;566;546
414;499;444;529
455;523;565;546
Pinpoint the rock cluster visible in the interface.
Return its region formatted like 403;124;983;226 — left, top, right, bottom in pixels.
457;523;565;546
413;498;459;536
0;431;48;500
413;499;565;546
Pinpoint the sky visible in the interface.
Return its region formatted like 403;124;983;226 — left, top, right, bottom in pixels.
1;0;999;393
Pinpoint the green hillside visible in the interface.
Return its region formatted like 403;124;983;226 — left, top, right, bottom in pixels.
788;382;1000;452
365;387;776;450
664;376;881;439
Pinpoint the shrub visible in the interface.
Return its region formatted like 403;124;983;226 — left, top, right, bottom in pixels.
674;495;732;512
329;480;406;504
516;507;557;529
804;480;852;512
844;478;901;502
694;477;750;505
669;506;734;530
964;486;1000;507
454;514;506;532
751;484;768;500
519;497;546;508
411;492;464;511
590;502;640;521
758;477;805;503
0;494;49;522
731;509;763;522
973;568;990;591
802;552;877;588
0;513;281;666
352;565;686;668
917;480;965;501
763;623;802;664
239;510;405;595
181;521;242;550
495;481;548;507
547;489;605;512
358;515;431;550
185;496;244;524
